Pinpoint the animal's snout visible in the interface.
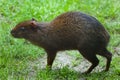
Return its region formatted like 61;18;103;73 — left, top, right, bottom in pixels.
10;29;22;38
11;30;15;35
11;30;18;37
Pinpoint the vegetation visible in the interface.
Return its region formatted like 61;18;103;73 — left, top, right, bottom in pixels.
0;0;120;80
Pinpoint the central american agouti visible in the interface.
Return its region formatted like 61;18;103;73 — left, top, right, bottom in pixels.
11;11;112;74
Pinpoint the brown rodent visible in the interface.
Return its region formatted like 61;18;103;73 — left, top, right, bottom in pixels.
11;11;112;74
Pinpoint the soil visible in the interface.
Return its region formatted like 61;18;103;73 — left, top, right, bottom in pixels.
27;51;104;78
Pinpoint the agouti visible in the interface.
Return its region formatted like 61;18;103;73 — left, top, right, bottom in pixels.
11;11;112;74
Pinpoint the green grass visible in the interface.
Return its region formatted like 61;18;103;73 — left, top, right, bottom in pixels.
0;0;120;80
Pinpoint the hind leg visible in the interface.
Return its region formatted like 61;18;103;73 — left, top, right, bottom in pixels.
98;48;112;71
79;50;99;74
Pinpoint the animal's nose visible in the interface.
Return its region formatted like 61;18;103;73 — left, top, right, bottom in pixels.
11;30;15;35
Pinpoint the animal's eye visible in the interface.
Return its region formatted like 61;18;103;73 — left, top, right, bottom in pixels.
20;27;25;31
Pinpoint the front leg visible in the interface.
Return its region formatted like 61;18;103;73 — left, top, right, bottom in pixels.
46;50;57;69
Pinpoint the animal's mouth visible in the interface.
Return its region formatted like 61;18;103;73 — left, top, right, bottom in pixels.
11;33;22;38
10;30;22;38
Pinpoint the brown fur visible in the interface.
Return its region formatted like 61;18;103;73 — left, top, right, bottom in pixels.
11;11;112;74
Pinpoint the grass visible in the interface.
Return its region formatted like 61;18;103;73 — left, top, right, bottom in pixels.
0;0;120;80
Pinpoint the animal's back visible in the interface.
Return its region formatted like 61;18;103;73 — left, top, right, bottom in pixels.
49;12;110;50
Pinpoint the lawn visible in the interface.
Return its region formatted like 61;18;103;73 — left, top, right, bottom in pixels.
0;0;120;80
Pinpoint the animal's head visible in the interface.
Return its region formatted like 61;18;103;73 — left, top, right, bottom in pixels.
11;18;39;38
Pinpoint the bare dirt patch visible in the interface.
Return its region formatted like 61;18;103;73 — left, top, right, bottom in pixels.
114;47;120;56
27;51;104;78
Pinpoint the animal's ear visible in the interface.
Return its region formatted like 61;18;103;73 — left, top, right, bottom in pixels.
31;18;37;21
31;18;38;28
30;20;38;31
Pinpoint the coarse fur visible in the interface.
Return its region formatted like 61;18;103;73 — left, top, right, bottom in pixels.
11;11;112;74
